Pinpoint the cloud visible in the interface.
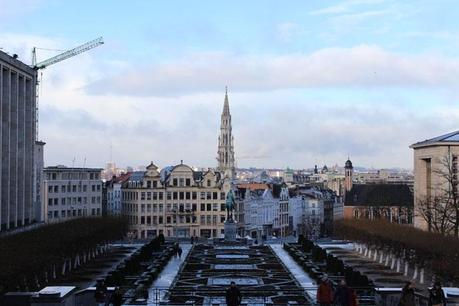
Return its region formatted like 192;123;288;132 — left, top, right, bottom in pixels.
86;45;459;97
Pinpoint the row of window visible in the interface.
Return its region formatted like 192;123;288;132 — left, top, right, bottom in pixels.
123;191;226;201
136;214;226;225
48;208;101;219
48;196;101;206
46;172;100;180
48;184;101;193
124;203;226;213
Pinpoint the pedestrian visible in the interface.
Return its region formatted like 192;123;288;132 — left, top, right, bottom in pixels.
429;281;446;306
399;281;416;306
190;236;194;244
334;279;350;306
226;281;242;306
110;286;123;306
348;286;359;306
94;279;107;306
177;246;182;258
316;275;333;306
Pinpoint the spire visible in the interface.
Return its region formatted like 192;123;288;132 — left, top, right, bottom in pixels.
223;86;230;115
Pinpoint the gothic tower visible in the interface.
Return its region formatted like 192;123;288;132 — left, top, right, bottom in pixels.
344;158;354;192
217;87;235;180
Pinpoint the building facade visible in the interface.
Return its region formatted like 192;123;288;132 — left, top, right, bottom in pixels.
122;162;228;239
106;173;131;216
42;166;103;223
410;131;459;232
0;51;37;231
34;141;45;222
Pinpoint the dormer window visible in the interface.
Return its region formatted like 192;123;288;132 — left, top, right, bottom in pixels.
207;179;211;187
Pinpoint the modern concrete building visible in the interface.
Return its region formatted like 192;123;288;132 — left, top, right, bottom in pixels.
42;166;103;223
410;130;459;231
122;162;227;239
0;51;37;231
34;141;45;222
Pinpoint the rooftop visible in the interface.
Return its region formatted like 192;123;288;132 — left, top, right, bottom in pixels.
410;130;459;149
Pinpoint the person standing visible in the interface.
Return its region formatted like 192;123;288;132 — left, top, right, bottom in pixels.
110;286;123;306
429;281;446;306
316;275;334;306
334;279;350;306
94;279;107;306
399;281;416;306
226;281;242;306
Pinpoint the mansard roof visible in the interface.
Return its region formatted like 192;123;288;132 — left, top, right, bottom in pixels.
344;184;413;207
410;130;459;149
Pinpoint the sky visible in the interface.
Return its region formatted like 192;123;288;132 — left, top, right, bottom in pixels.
1;0;459;170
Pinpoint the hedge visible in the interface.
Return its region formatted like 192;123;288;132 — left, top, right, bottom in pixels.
0;217;128;294
334;219;459;282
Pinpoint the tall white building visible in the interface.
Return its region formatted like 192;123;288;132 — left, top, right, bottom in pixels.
106;173;131;216
217;87;235;180
42;166;103;223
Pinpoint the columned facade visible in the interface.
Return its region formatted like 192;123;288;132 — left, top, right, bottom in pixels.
0;51;37;231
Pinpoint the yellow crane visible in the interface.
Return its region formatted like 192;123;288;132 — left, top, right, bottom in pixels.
31;37;104;139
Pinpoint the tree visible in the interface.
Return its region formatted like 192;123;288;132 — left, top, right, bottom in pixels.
416;154;459;236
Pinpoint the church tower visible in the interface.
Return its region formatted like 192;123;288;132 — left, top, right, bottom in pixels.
344;158;354;192
217;87;235;180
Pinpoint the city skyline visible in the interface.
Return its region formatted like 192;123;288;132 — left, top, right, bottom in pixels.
1;0;459;169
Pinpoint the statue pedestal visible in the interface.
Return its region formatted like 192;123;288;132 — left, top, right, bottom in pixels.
224;219;237;242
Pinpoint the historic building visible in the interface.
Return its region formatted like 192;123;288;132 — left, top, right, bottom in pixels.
122;162;227;239
42;166;103;223
106;172;131;216
410;130;459;231
217;87;235;180
0;51;37;231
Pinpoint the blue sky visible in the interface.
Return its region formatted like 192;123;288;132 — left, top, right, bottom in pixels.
1;0;459;169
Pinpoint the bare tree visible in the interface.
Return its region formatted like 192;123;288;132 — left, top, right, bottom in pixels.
417;154;459;236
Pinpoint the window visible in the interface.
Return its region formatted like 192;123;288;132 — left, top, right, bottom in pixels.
141;192;145;200
48;199;53;206
220;192;225;200
213;203;218;211
179;192;184;200
207;179;211;187
97;185;101;191
153;181;157;188
186;178;191;186
207;203;212;211
54;198;58;205
141;216;145;224
221;204;225;211
173;192;178;200
147;216;151;224
62;185;66;193
200;215;205;224
167;192;172;200
91;185;95;192
62;198;66;205
158;192;163;200
179;178;184;186
213;192;218;200
207;192;211;200
83;185;87;192
54;211;59;218
220;215;225;223
147;192;152;200
147;181;151;188
192;192;197;200
48;186;53;193
173;178;178;186
159;204;163;212
186;192;190;200
201;203;205;211
200;192;206;200
158;216;163;224
54;186;58;193
192;204;197;211
166;216;171;224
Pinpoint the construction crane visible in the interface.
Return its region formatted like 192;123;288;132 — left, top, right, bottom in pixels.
31;36;104;139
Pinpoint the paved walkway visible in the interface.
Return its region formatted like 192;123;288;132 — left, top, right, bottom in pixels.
147;243;192;305
270;244;317;301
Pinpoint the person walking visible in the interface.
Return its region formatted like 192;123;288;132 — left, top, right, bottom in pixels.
110;286;123;306
177;246;183;258
226;281;242;306
334;279;350;306
94;279;107;306
429;281;446;306
399;281;416;306
317;275;333;306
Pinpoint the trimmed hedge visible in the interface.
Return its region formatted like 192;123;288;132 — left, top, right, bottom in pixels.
334;219;459;282
0;217;128;293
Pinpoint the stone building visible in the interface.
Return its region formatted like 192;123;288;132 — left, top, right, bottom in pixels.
410;130;459;231
344;184;413;223
42;166;103;223
122;162;227;239
0;51;37;231
217;87;236;180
